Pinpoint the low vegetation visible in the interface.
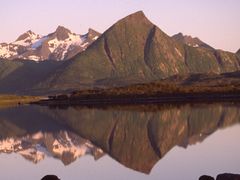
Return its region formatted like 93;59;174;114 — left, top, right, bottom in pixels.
0;95;41;107
35;72;240;106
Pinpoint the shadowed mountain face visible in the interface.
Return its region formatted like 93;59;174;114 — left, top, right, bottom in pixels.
0;60;63;94
0;103;239;173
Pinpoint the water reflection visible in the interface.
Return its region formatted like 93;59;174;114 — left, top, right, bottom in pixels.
0;131;104;165
0;103;239;174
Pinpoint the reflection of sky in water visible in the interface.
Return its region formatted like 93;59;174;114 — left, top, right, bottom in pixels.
0;125;239;180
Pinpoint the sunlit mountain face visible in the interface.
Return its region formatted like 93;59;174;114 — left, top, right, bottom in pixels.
0;103;239;174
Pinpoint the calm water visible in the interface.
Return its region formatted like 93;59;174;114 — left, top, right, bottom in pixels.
0;103;239;179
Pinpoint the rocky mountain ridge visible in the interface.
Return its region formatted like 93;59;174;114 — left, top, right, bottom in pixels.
0;26;100;61
172;32;214;49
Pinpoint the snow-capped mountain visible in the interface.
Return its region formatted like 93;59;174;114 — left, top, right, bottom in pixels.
0;131;104;165
0;26;100;61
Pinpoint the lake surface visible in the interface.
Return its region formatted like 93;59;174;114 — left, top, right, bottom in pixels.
0;103;239;179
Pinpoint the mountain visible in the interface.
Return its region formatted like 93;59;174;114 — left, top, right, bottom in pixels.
35;11;240;93
0;11;239;95
172;32;213;49
0;26;100;61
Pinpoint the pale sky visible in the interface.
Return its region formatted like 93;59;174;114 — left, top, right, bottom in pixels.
1;0;239;52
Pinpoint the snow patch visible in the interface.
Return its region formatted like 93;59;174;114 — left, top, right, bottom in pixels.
0;45;17;58
31;36;48;49
0;138;22;152
93;36;99;40
193;44;199;48
24;55;40;61
81;42;89;48
32;132;44;140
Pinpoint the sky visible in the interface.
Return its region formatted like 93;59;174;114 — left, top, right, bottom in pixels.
0;0;239;52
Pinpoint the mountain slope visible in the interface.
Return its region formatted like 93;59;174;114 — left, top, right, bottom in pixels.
36;11;187;91
35;11;240;93
0;27;100;61
0;60;63;94
172;32;213;49
237;49;240;57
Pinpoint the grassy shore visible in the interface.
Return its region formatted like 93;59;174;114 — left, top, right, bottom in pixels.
35;78;240;106
0;95;41;108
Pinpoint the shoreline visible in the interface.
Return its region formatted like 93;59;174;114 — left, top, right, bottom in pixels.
33;93;240;106
0;95;42;108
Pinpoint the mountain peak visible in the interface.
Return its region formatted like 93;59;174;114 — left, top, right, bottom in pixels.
87;28;101;39
172;32;213;49
15;30;38;42
129;10;146;18
106;10;153;33
174;32;184;38
121;11;148;22
88;28;98;34
54;26;71;40
56;26;71;33
26;30;35;35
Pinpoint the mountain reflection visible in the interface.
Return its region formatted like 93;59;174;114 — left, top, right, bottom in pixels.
0;131;104;165
0;103;239;174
